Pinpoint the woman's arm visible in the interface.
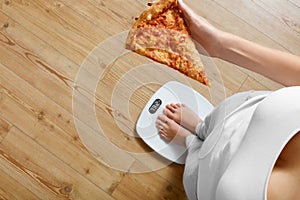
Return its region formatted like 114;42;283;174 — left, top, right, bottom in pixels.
178;0;300;86
218;32;300;86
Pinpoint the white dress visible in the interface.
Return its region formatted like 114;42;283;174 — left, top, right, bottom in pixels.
183;87;300;200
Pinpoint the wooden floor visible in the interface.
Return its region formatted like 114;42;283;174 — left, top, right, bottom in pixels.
1;0;299;199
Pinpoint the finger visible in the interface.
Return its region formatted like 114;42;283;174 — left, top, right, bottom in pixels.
177;0;197;29
177;0;189;17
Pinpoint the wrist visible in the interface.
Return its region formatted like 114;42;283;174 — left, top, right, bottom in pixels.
192;21;225;58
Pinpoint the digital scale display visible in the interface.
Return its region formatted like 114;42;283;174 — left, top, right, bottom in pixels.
148;99;162;114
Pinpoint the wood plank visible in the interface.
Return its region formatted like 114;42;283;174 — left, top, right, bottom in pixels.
0;6;133;196
0;35;74;113
0;62;75;143
235;68;283;91
0;126;114;199
0;0;98;65
213;59;247;94
0;168;39;200
0;65;133;177
288;0;300;8
59;0;138;33
0;86;124;195
0;12;78;82
0;14;118;138
0;187;14;200
0;116;11;143
112;170;187;200
88;0;149;26
30;0;108;45
254;0;300;35
0;13;154;159
238;76;268;92
155;163;186;192
212;0;300;54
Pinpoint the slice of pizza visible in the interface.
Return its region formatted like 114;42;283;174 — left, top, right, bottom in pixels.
125;0;210;86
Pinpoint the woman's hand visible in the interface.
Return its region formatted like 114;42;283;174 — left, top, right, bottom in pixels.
177;0;223;57
177;0;300;86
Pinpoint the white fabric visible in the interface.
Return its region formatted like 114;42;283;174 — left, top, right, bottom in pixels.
196;87;300;200
183;90;270;200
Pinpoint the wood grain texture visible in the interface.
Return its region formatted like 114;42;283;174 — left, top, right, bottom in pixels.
0;0;299;199
0;127;114;199
0;167;39;200
0;117;10;143
288;0;300;8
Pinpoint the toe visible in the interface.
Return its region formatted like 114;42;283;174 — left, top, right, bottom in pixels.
170;103;176;107
156;115;164;127
158;129;167;138
167;104;177;112
163;108;174;119
160;133;171;142
158;127;164;133
156;115;170;129
159;133;167;140
157;114;165;122
156;123;162;130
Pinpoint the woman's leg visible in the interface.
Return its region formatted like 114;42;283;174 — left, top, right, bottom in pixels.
195;90;271;140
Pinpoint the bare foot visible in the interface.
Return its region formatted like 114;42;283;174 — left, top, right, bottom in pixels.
156;114;192;146
163;103;202;133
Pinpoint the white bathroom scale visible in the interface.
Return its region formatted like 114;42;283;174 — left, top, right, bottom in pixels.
136;81;214;164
